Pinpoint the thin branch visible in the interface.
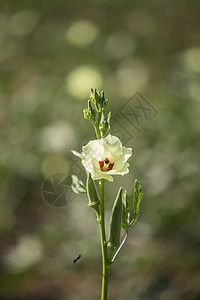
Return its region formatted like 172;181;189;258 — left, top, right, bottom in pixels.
111;230;128;263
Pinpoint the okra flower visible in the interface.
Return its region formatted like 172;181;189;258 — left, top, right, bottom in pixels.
81;134;132;181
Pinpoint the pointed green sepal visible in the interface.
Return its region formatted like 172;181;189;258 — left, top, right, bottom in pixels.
108;187;123;249
71;175;87;194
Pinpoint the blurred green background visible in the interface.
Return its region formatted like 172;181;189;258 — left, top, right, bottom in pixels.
0;0;200;299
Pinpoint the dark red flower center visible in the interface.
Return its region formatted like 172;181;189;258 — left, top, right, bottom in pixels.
99;157;114;172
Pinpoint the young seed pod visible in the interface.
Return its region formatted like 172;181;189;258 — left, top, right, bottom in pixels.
87;173;99;207
108;187;123;249
88;100;96;121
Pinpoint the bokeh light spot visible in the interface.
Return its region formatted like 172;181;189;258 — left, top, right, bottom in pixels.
106;59;148;97
182;47;200;74
66;20;99;47
42;155;69;178
9;10;39;36
104;32;136;59
39;122;76;152
66;65;102;100
4;235;43;273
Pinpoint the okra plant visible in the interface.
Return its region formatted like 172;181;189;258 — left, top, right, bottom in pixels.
71;89;143;300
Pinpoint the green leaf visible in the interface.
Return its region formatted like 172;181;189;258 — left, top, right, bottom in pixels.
121;190;129;231
128;179;143;229
71;175;87;194
121;180;143;230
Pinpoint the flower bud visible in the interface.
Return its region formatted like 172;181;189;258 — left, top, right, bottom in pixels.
100;91;108;108
99;91;105;105
86;172;99;207
83;108;90;120
90;88;100;112
108;187;123;249
99;111;109;137
90;88;97;104
103;99;108;108
88;100;96;121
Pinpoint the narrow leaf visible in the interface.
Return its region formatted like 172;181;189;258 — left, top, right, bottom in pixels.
71;175;87;194
128;179;143;229
121;190;129;231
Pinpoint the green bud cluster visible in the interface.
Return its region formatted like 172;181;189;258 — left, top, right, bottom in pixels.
83;88;111;138
90;88;108;112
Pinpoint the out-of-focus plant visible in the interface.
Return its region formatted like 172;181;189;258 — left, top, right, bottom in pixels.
71;89;143;300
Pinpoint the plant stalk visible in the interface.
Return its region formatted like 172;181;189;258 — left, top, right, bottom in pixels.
94;123;101;139
94;115;110;299
99;178;109;300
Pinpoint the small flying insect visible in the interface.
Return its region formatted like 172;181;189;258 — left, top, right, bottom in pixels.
73;254;81;264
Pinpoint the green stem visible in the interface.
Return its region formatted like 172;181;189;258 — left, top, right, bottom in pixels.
94;123;101;139
93;117;109;299
99;178;109;300
94;110;102;139
110;230;128;264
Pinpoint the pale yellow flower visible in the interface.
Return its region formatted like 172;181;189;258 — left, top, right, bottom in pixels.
81;134;132;181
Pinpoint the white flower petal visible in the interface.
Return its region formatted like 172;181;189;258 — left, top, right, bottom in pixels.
92;172;114;182
103;134;122;162
116;162;130;174
113;147;132;171
108;162;129;175
82;139;104;172
82;155;93;173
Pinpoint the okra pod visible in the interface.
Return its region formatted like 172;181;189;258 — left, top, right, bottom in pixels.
108;187;123;249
